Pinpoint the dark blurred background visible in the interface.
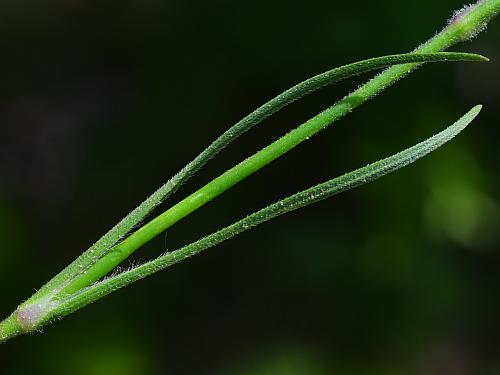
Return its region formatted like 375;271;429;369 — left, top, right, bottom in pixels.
1;0;499;374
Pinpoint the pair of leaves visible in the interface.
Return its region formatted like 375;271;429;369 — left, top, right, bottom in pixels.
1;49;487;341
34;52;485;312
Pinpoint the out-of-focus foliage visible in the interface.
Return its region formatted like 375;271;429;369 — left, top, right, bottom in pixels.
0;0;498;374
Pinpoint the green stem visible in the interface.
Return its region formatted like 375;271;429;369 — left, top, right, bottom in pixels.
60;0;500;296
0;313;22;344
57;52;486;297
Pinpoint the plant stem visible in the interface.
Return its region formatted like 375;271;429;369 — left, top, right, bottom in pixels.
58;53;486;297
59;0;500;296
0;314;22;344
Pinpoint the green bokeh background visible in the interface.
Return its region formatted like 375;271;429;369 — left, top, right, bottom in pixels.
1;0;499;374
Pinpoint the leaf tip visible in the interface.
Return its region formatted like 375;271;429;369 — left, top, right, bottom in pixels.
471;104;483;114
463;53;490;62
458;104;483;130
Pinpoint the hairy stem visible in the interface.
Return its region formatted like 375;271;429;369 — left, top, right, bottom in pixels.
60;0;500;296
58;53;486;297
